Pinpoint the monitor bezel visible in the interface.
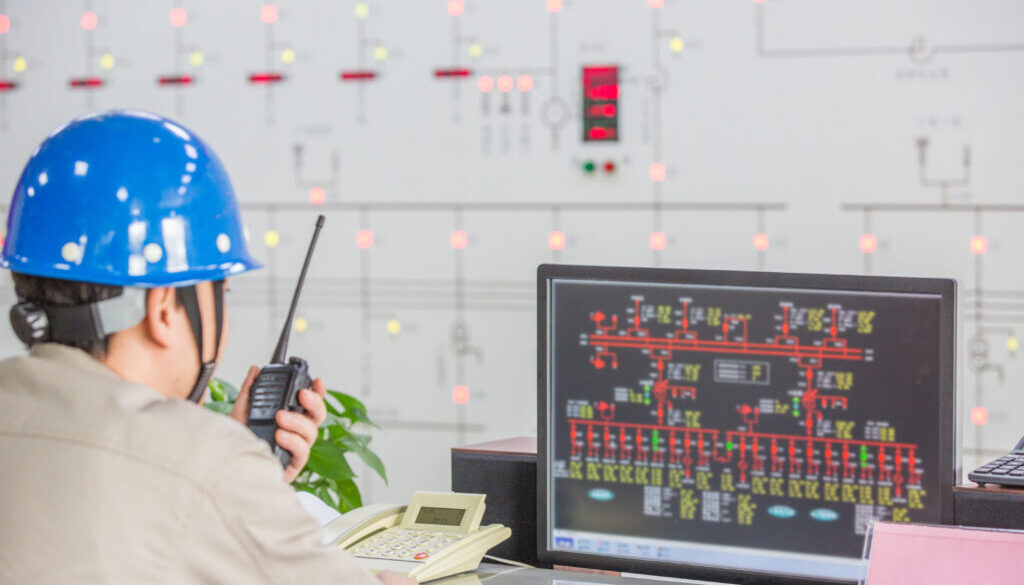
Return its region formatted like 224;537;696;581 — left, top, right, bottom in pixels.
536;263;958;585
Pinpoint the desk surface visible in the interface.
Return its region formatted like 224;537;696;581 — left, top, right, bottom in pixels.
441;563;713;585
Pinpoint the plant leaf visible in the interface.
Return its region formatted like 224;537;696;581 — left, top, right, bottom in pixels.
326;390;378;428
306;438;356;481
329;478;363;513
208;378;239;403
338;434;388;484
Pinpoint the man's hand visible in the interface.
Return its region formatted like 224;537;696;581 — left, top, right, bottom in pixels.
230;365;329;483
376;571;418;585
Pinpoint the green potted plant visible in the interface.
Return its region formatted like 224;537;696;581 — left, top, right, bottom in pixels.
205;379;386;514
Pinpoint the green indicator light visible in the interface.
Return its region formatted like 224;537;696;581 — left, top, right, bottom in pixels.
653;430;660;449
582;161;595;173
644;397;651;405
726;441;733;451
644;385;651;392
793;410;800;417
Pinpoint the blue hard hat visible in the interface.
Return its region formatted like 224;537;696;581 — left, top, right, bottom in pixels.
1;110;261;287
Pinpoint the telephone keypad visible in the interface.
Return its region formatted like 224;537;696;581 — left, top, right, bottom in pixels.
352;529;464;562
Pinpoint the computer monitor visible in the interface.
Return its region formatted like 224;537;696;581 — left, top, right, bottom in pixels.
537;265;958;585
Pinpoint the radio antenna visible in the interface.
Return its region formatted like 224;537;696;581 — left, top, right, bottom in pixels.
271;214;325;364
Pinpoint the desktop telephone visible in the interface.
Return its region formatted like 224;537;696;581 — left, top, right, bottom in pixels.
322;491;511;583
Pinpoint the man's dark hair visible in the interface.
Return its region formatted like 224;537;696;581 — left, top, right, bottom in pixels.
11;273;124;357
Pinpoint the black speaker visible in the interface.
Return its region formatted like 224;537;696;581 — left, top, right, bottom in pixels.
451;437;538;566
954;482;1024;530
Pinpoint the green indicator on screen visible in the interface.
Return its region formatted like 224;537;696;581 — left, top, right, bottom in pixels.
653;430;660;449
726;441;733;451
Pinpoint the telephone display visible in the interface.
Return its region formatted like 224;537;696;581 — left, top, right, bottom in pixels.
416;507;466;526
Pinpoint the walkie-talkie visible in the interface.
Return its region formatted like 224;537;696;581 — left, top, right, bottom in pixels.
247;214;325;468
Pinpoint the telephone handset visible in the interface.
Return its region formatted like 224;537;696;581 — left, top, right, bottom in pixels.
323;491;511;583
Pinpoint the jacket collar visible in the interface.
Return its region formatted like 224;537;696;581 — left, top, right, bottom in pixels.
28;342;123;381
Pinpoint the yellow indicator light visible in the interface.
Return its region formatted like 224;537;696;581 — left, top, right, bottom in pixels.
469;43;483;59
100;53;116;70
190;51;205;68
13;56;27;73
264;230;280;248
386;319;402;336
670;36;685;53
1008;336;1019;353
373;45;388;61
293;317;308;333
281;48;296;64
354;3;370;19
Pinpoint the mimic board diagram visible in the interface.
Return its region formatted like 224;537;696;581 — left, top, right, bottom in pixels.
550;281;942;559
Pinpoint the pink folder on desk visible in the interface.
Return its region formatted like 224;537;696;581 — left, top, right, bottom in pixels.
865;522;1024;584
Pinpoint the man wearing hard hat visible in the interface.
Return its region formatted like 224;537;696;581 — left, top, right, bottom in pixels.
0;111;410;585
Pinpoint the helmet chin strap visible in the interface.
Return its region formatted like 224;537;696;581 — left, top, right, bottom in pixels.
176;280;225;403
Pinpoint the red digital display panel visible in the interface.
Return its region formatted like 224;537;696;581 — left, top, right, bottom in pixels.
582;65;619;142
340;70;377;81
0;80;17;92
69;77;105;89
158;75;194;86
248;72;285;85
434;68;471;78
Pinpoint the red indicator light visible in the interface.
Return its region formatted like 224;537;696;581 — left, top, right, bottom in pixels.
158;75;194;86
477;75;494;93
355;229;374;250
447;0;465;17
0;14;10;34
649;162;666;182
859;233;877;254
452;384;470;404
434;68;471;78
69;77;105;89
309;187;326;206
81;11;98;31
261;4;279;24
169;7;187;27
589;127;615;140
497;75;514;93
648;0;665;8
970;405;988;426
450;230;469;250
548;230;566;251
0;79;17;92
587;84;619;101
340;70;377;81
753;233;770;251
603;161;616;174
547;0;563;12
516;74;534;92
970;235;988;255
249;72;284;84
649;232;667;251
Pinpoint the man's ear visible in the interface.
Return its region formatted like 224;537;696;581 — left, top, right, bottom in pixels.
144;287;179;349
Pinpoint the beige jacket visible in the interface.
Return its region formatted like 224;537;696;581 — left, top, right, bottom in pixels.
0;343;378;585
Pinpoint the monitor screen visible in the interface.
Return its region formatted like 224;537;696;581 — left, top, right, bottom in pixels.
538;265;957;584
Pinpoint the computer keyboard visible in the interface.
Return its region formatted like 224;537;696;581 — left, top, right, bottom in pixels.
968;435;1024;487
